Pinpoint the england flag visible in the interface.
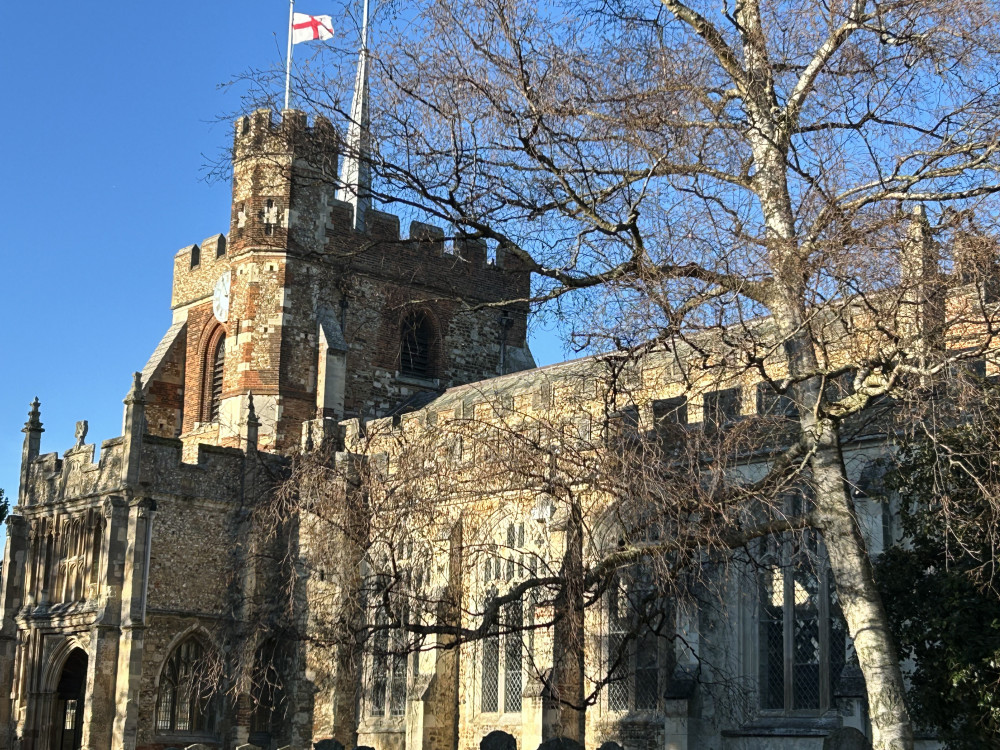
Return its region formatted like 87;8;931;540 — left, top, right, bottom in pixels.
292;13;335;44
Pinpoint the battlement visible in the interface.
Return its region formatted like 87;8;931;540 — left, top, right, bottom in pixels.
322;205;532;303
170;214;530;307
233;108;339;173
171;233;232;310
226;108;531;298
20;426;285;509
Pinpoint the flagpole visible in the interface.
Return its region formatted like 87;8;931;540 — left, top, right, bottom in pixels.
361;0;370;55
283;0;295;110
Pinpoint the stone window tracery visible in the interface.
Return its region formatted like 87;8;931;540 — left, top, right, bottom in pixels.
756;509;848;713
155;637;218;735
479;520;533;715
365;542;418;720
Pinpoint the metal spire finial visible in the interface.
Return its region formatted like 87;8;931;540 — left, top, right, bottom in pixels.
337;0;372;231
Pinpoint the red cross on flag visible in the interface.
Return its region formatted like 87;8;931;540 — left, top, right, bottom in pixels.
292;13;335;43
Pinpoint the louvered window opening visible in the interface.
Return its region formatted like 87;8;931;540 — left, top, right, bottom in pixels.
210;337;225;423
401;314;432;378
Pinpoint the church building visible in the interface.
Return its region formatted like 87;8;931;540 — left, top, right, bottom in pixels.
0;39;957;750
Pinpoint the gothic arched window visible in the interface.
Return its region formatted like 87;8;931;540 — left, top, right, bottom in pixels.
480;521;532;715
209;335;225;423
400;312;433;379
364;541;422;719
757;497;848;714
249;643;288;746
155;637;218;734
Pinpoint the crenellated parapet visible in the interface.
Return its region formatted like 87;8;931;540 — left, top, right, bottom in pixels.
18;413;285;509
171;233;231;310
169;214;530;312
325;210;532;304
230;108;339;258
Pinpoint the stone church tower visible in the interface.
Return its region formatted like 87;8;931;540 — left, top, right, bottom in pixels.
147;107;533;457
0;107;534;750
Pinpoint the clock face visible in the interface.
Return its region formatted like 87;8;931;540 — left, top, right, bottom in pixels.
212;271;231;323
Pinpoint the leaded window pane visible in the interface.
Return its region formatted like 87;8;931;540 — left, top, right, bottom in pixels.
389;652;407;715
759;566;785;710
155;684;174;731
792;560;821;710
155;637;215;734
370;626;389;716
757;525;848;716
634;629;659;710
607;628;629;711
606;565;662;712
504;601;523;713
829;571;848;695
481;634;500;712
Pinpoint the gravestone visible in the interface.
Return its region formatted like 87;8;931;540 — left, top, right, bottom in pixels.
315;741;346;750
481;730;517;750
823;728;871;750
537;739;584;750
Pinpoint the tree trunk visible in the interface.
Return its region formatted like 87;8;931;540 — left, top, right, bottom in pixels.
810;427;913;750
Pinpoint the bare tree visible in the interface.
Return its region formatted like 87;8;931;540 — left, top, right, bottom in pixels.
230;0;1000;747
234;356;869;747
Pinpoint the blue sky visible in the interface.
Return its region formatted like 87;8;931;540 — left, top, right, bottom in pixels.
0;0;566;504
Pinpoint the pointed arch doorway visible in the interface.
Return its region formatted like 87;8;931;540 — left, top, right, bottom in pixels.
53;648;87;750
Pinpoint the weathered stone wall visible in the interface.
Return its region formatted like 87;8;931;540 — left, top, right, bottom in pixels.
146;108;534;457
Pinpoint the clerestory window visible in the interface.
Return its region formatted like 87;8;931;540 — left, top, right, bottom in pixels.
704;387;741;430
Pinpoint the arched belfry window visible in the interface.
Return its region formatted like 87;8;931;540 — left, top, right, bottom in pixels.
400;312;433;379
155;637;218;734
209;335;225;423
